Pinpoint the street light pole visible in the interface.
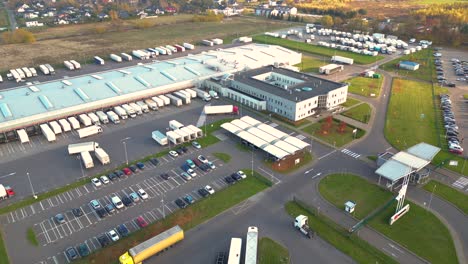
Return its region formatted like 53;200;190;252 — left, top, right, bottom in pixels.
26;172;37;199
251;147;254;176
121;137;131;166
428;184;436;210
161;193;165;219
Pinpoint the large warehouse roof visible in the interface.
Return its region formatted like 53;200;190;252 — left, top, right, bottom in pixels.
221;116;310;159
0;44;301;132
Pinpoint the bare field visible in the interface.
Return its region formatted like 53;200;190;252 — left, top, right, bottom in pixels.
0;16;294;71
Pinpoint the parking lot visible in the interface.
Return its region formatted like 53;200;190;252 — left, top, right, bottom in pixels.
440;48;468;87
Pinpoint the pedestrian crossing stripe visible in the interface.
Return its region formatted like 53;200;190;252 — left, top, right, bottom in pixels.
341;149;361;159
452;177;468;189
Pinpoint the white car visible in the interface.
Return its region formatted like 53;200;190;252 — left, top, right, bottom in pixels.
107;229;120;242
186;168;197;177
207;161;216;169
169;150;178;157
237;170;247;179
111;196;124;209
198;155;208;163
100;175;110;184
137;189;149;200
205;185;215;195
91;178;102;187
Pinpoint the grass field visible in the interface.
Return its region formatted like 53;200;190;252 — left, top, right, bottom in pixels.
78;170;271;263
0;16;295;71
258;237;290;264
252;35;384;65
294;55;328;73
0;229;9;264
341;103;372;124
342;97;361;108
212;152;231;163
26;227;38;247
464;94;468;100
381;48;435;82
346;76;383;97
423;180;468;215
303;119;365;147
319;174;458;264
0;6;8;28
285;201;398;264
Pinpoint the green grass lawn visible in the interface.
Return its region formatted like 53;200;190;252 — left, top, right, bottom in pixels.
193;118;235;148
381;49;435;82
253;35;384;65
463;94;468;100
294;55;328;73
319;174;458;264
212;152;231;163
285;201;398;264
258;237;290;264
342;97;361;108
423;180;468;215
346;76;383;97
26;228;38;247
0;229;9;264
303;119;365;147
341;103;372;124
78;171;272;263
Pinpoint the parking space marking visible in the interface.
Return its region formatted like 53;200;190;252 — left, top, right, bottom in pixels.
164;204;173;213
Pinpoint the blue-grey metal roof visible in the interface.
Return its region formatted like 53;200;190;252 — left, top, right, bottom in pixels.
375;159;413;182
399;61;419;66
406;142;441;161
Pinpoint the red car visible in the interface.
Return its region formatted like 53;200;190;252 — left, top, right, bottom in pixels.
123;168;132;176
135;216;148;228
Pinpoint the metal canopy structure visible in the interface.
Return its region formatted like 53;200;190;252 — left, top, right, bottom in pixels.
221;116;309;159
375;142;440;188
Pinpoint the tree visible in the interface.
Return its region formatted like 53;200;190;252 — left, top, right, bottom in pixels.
320;15;334;27
1;29;36;44
358;9;367;16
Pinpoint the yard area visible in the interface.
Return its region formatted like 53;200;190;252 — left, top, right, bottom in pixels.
423;180;468;215
342;97;361;108
77;170;272;263
0;16;294;71
341;103;372;124
319;174;458;264
303;118;365;147
258;237;290;264
346;76;383;97
294;55;328;73
381;48;435;82
252;35;384;65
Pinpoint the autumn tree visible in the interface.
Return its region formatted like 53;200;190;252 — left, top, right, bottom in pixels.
320;15;334;27
2;29;36;44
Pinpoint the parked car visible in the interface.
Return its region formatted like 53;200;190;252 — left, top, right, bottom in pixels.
180;172;192;181
192;141;201;149
207;161;216;169
198;155;208;163
123;168;132;175
90;199;101;210
175;198;187;208
108;229;120;242
112;195;124;209
54;213;66;224
107;172;118;181
138;188;148;200
160;173;170;180
150;158;160;166
115;170;124;178
77;243;90;257
135;216;148;228
236;170;247;179
169;150;178;157
225;176;235;184
186;159;196;168
199;163;210;172
100;175;110;184
183;194;194;204
205;185;215;195
175;148;184;155
72;208;83;217
193;158;203;167
181;146;189;152
198;188;210;197
122;196;133;206
97;234;110;247
65;247;78;260
136;162;145;170
116;224;129;237
231;173;242;181
129;165;138;173
91;178;102;187
96;208;107;218
129;192;140;203
186;168;197;177
105;203;115;214
449;145;463;154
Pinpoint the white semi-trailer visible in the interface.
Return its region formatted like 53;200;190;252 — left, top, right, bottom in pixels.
64;61;75;70
122;104;137;118
58;119;71;132
114;106;128;120
95;148;110;165
151;97;164;108
204;105;239;115
79;114;92;126
107;111;121;124
144;99;158;110
80;151;94;169
87;112;101;125
45;64;55;74
29;67;38;76
68;142;100;155
49;121;62;134
121;53;133;61
202;40;213;46
110;54;123;62
96;111;109;124
152;130;168;145
158;95;170;105
39;65;50;75
194;88;211;101
331;55;354;65
183;42;195;50
21;67;32;78
174;91;191;104
169;120;184;130
184;89;197;98
77;125;103;138
67;116;81;129
40;124;56;142
166;94;182;107
70;60;81;69
15;68;26;79
129;102;143;115
136;101;150;113
16;129;29;143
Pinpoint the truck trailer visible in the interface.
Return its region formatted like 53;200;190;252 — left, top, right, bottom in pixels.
79;114;92;127
121;53;133;61
129;102;143;115
183;42;195;50
194;88;211;101
202;40;214;46
29;67;38;76
94;56;105;65
114;106;128;120
0;184;15;201
319;64;344;75
67;117;81;130
40;124;56;142
77;125;103;138
174;91;191;104
152;130;168;145
136;101;150;113
166;94;182;107
95;147;110;165
96;111;109;124
174;44;185;52
107;111;121;124
16;129;29;143
45;64;55;75
122;104;137;118
21;67;32;78
203;105;239;115
64;61;75;70
39;64;50;75
119;225;184;264
58;119;72;132
331;55;354;65
132;50;147;60
87;112;101;125
49;121;63;134
184;89;197;98
158;95;170;105
169;120;184;130
15;68;26;79
70;60;81;69
68;142;100;155
80;151;94;169
144;99;158;110
110;54;122;62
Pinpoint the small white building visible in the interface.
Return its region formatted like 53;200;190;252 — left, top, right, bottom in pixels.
25;21;44;27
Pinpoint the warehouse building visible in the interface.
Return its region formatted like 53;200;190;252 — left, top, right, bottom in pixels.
0;44;301;142
398;61;419;71
205;66;348;121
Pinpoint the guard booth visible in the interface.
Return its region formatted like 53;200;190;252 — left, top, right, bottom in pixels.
345;201;356;214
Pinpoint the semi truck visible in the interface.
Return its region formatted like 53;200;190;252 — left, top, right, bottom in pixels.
184;89;197;98
70;60;81;69
22;67;32;78
121;53;133;61
29;67;38;76
204;105;239;115
152;130;168;145
209;90;219;99
245;227;258;264
136;101;150;113
183;42;195;50
64;61;75;70
87;112;101;125
107;111;121;123
151;97;164;108
0;185;15;201
16;129;29;143
15;68;26;79
68;142;100;155
166;45;177;53
95;147;110;165
174;44;185;52
67;117;81;129
79;114;92;127
129;102;143;115
331;55;354;65
212;38;223;45
166;94;182;107
319;64;344;75
58;119;72;132
132;50;148;60
49;121;63;134
39;64;50;75
122;104;137;118
110;54;123;62
158;95;170;105
96;111;109;124
169;120;184;130
94;56;105;65
77;125;103;138
119;225;184;264
114;106;128;120
45;64;55;75
40;124;56;142
174;91;191;104
202;40;214;46
144;99;158;110
194;88;211;101
294;215;312;238
80;151;94;169
154;47;166;55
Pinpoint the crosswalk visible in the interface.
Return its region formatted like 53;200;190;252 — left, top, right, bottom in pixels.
341;149;360;159
452;177;468;190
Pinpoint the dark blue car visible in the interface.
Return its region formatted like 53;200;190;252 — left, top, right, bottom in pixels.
136;162;145;170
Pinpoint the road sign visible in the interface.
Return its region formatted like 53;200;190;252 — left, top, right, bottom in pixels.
389;204;410;225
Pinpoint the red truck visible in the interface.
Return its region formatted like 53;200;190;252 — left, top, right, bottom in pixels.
0;184;15;200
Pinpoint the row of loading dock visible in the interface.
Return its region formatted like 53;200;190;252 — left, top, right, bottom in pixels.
166;125;203;145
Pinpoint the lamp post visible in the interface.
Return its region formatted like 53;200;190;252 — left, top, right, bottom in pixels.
428;184;436;210
77;155;85;178
26;172;37;199
121;137;131;165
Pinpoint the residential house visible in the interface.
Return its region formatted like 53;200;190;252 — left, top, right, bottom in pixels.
25;21;44;27
255;5;296;17
16;4;30;13
55;19;69;25
165;6;177;13
24;11;39;19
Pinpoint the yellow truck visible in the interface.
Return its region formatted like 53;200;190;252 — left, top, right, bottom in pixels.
119;225;184;264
